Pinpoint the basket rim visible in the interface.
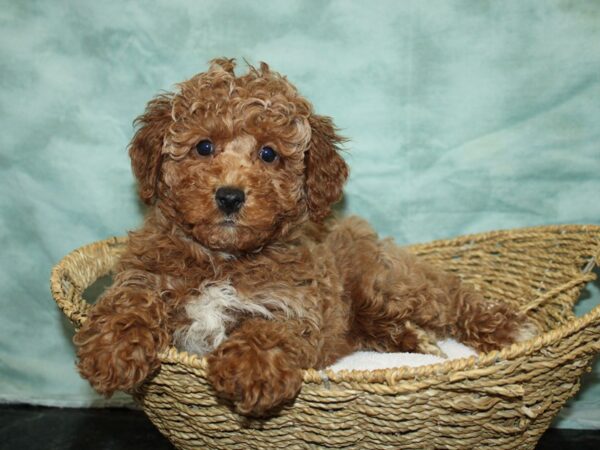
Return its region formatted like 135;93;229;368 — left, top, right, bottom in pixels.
50;223;600;386
408;222;600;251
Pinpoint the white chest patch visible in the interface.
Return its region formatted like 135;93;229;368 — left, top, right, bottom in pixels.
173;281;277;356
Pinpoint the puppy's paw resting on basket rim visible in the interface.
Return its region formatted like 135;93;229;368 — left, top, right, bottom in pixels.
206;319;306;416
73;289;169;396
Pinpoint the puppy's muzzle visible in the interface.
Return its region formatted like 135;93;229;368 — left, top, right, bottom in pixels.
215;187;245;215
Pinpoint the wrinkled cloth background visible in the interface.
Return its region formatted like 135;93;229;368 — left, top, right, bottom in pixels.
1;0;599;428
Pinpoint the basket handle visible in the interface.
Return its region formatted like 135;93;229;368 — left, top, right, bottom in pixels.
50;237;126;328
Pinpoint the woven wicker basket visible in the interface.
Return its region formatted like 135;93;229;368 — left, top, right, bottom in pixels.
50;225;600;450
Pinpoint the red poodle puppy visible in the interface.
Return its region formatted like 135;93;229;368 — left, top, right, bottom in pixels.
74;58;530;416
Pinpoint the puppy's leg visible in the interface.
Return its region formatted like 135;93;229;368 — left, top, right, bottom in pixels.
74;272;169;395
207;318;319;417
433;276;535;352
327;217;439;353
329;217;529;353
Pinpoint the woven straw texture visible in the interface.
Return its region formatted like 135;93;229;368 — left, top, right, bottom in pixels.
50;225;600;450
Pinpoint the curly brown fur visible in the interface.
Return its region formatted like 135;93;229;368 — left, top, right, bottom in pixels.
74;58;529;416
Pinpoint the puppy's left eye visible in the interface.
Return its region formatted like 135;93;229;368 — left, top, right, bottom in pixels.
258;146;278;163
196;139;214;156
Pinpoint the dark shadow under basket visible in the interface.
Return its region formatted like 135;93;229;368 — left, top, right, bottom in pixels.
50;225;600;449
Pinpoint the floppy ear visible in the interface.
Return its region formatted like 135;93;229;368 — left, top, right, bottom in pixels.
305;115;349;222
129;94;173;204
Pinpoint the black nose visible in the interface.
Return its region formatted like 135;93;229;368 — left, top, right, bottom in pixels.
215;187;245;214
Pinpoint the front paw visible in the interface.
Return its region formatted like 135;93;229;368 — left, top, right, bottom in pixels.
74;325;160;396
207;338;303;417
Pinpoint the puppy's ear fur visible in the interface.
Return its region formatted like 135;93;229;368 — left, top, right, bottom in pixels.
305;115;349;222
129;94;173;204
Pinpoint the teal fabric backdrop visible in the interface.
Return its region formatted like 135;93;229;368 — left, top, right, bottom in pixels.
1;0;599;428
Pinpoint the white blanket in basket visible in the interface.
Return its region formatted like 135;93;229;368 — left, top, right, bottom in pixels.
327;339;477;371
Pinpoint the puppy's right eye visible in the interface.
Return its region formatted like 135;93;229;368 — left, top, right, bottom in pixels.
196;140;214;156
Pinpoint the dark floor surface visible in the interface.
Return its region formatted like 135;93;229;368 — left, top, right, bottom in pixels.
1;405;599;449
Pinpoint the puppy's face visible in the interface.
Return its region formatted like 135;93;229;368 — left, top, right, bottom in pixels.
130;59;348;252
160;79;311;252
